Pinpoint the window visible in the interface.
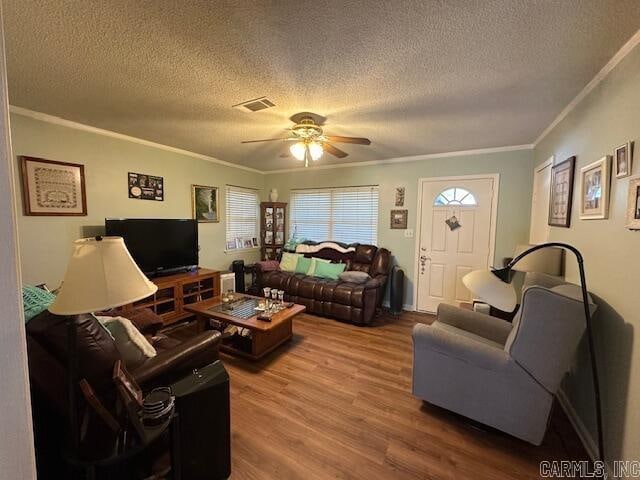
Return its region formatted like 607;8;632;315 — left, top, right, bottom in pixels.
225;185;259;249
434;187;477;206
290;186;379;244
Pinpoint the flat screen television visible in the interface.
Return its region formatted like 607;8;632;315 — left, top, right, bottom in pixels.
105;218;198;277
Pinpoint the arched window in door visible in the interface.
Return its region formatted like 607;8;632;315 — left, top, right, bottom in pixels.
434;187;477;206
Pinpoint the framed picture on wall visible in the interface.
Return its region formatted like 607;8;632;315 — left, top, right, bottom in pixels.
579;156;611;220
548;156;575;228
192;184;219;222
614;142;632;178
128;172;163;201
390;209;408;229
626;176;640;230
20;156;87;216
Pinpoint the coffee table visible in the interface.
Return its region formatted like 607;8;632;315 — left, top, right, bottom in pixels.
184;293;305;360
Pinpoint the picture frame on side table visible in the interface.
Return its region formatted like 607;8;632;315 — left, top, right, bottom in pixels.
626;176;640;230
580;156;611;220
615;142;632;179
20;156;87;216
548;156;575;227
192;184;219;222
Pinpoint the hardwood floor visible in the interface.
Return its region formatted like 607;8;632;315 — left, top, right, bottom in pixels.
220;310;588;480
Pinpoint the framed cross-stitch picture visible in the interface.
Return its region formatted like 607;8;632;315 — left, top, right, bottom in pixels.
20;156;87;216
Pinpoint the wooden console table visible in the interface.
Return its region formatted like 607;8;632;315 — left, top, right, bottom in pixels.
115;268;220;326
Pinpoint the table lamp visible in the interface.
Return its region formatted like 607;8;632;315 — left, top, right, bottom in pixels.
49;236;157;452
462;242;604;463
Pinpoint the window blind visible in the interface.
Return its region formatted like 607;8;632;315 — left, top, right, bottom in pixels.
290;186;379;244
225;185;259;246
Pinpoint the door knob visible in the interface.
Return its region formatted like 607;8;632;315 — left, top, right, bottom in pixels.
419;255;430;275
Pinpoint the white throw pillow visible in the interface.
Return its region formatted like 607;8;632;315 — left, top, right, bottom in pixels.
96;315;157;369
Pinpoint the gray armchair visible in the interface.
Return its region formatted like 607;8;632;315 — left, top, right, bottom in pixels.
411;272;597;445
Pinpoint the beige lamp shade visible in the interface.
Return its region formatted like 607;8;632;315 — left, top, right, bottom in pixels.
49;237;158;315
512;244;564;275
462;270;517;312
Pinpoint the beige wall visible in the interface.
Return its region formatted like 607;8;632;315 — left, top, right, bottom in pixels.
10;112;266;288
264;148;534;306
534;44;640;462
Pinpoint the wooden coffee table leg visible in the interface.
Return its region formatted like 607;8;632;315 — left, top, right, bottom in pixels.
196;314;209;333
250;317;293;359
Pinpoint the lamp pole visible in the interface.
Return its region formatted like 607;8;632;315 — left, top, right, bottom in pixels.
494;242;604;463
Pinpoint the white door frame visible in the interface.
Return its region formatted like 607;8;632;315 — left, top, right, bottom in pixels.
529;155;554;244
412;174;500;312
0;5;37;478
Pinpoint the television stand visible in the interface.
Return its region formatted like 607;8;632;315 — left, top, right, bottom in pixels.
114;268;220;326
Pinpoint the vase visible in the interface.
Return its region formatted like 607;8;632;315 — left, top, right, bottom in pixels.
269;189;279;202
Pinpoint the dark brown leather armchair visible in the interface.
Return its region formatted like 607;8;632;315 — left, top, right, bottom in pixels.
257;243;391;325
25;310;220;476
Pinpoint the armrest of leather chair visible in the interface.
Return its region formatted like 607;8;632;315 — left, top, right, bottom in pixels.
437;304;513;345
365;274;388;288
132;330;221;386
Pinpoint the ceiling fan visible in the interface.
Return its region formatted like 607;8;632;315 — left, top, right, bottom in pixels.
241;112;371;167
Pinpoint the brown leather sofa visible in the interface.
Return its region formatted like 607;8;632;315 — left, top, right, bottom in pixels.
257;243;391;325
25;309;220;477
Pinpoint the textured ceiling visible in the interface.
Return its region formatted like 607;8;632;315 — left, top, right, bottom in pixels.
4;1;640;171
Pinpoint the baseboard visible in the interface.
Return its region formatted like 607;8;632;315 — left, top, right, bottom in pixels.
556;388;611;475
381;301;415;312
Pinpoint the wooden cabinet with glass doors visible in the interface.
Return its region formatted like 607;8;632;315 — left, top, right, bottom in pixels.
260;202;287;260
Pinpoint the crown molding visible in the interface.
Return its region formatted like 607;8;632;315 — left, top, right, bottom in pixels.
9;106;265;174
534;28;640;146
262;144;534;174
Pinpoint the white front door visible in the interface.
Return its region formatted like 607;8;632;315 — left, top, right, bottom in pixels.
416;176;497;313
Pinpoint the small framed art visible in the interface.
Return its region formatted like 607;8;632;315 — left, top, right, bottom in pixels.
20;156;87;216
548;156;575;228
390;209;408;229
614;142;632;178
192;184;219;222
580;156;611;220
626;176;640;230
128;172;164;201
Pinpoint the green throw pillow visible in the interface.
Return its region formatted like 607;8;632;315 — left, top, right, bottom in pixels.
295;256;312;274
314;261;346;280
22;285;56;322
306;257;331;276
280;252;301;272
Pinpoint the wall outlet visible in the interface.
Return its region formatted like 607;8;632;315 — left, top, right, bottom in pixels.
404;229;414;238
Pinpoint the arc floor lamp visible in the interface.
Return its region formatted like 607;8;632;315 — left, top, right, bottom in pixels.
463;242;604;463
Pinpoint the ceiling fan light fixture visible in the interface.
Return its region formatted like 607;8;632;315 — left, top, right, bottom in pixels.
308;141;323;161
290;141;306;161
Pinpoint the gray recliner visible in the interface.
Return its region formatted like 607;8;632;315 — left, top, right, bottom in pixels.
411;272;597;445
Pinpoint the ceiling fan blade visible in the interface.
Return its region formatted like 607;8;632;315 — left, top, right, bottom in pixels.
324;143;348;158
325;135;371;145
241;137;291;144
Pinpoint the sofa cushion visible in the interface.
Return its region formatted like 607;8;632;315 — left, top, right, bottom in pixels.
339;271;371;284
306;257;331;276
295;256;312;274
280;252;301;272
96;315;157;369
314;261;346;280
27;311;120;393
